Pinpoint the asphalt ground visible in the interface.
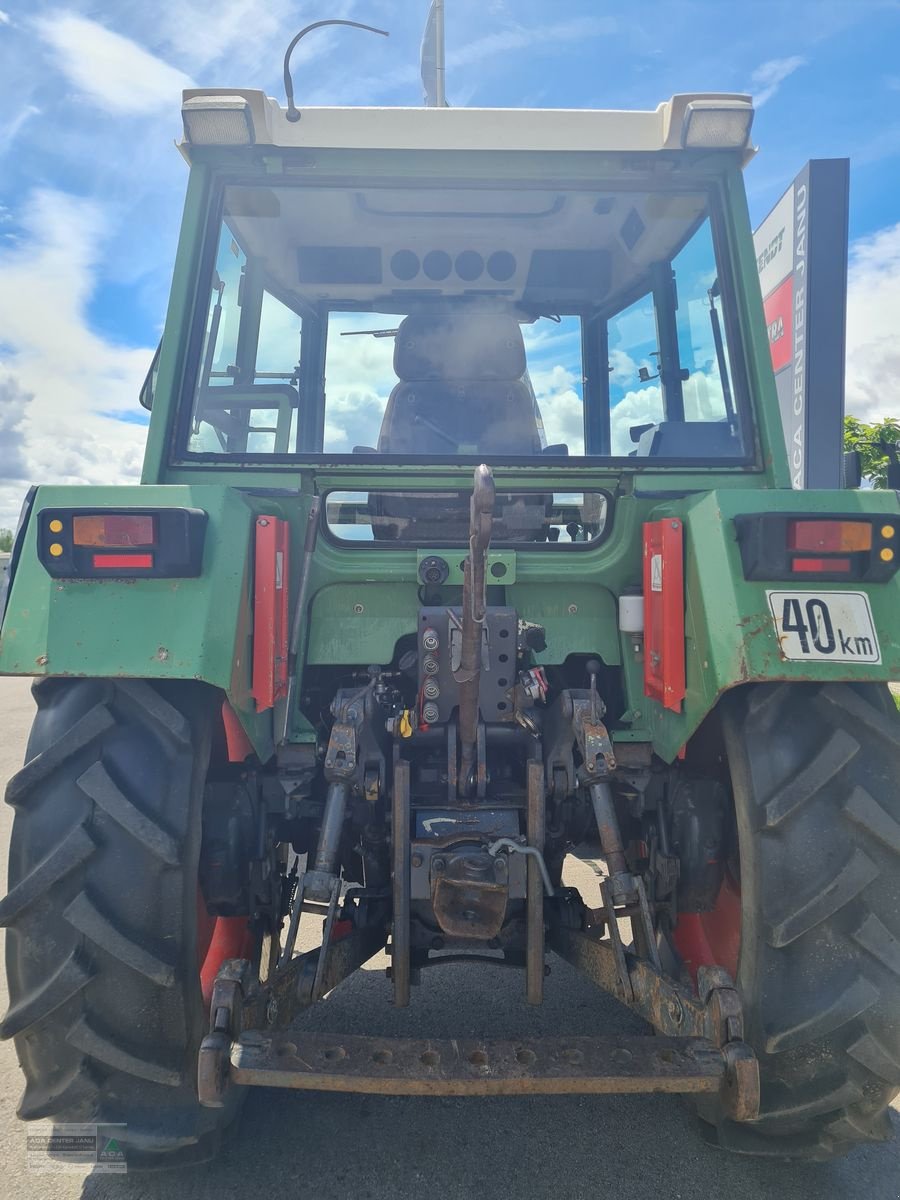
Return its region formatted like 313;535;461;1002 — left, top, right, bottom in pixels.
0;674;898;1199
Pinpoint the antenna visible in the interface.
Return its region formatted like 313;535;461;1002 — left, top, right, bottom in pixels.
421;0;447;106
283;19;390;122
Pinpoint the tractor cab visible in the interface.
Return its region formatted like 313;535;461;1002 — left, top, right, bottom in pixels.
146;91;764;528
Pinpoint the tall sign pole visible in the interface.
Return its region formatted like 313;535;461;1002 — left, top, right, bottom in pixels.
421;0;447;107
753;160;850;488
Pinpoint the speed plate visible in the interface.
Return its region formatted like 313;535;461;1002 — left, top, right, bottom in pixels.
766;590;880;663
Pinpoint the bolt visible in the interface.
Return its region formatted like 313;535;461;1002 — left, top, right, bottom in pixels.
671;521;679;529
422;628;439;652
568;604;578;614
431;936;445;950
667;996;685;1026
411;853;423;868
432;857;446;873
258;518;269;527
157;646;169;661
36;655;48;667
353;603;364;614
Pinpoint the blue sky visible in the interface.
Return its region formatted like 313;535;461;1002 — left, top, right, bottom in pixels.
0;0;899;525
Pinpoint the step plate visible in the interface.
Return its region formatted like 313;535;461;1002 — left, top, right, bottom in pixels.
230;1031;726;1096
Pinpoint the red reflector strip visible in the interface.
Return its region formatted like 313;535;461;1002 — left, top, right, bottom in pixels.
92;553;154;570
792;557;851;573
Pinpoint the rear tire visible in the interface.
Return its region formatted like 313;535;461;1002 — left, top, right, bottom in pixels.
699;682;900;1158
1;678;244;1168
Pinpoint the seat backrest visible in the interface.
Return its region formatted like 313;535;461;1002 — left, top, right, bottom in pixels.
377;313;542;455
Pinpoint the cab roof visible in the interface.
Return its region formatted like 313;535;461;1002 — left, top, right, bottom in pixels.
179;89;756;163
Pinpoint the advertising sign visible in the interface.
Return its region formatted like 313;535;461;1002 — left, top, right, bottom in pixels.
753;160;850;489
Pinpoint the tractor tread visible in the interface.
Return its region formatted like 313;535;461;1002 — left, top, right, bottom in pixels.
63;892;176;987
709;682;900;1158
0;951;93;1040
3;679;236;1166
815;684;900;751
761;728;859;829
763;975;879;1054
852;912;900;978
750;1078;864;1126
765;847;878;948
0;824;96;925
5;703;114;806
66;1015;182;1087
848;1031;900;1084
116;680;192;748
844;785;900;855
824;1108;894;1144
17;1061;97;1122
76;760;181;866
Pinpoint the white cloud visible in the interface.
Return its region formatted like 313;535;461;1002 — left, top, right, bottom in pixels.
750;55;807;107
0;189;153;527
449;17;617;71
610;385;663;455
845;221;900;423
0;10;10;26
34;12;194;114
0;104;39;156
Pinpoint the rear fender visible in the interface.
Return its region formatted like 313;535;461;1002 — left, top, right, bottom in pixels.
640;487;900;762
0;483;274;760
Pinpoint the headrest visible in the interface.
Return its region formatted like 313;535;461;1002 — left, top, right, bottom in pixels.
393;313;527;381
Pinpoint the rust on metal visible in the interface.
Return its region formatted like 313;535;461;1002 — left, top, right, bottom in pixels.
548;923;759;1120
229;1031;729;1096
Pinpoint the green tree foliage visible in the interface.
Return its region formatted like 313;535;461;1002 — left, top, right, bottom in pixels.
0;529;13;553
844;416;900;488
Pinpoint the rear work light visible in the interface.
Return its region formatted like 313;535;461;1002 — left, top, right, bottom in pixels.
734;514;898;583
38;508;207;579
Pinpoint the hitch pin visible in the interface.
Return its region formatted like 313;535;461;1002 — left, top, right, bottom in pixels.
487;837;555;896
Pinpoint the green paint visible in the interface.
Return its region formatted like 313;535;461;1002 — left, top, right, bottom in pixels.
4;140;900;774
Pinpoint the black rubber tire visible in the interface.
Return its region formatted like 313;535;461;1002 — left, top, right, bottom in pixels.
709;681;900;1159
1;678;242;1168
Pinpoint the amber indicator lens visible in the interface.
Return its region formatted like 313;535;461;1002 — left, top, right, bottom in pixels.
73;514;155;547
787;519;872;553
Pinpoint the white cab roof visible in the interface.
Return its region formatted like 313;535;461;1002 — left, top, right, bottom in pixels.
179;89;755;160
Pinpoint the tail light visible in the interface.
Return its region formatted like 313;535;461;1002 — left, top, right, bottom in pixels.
734;514;898;583
38;508;207;578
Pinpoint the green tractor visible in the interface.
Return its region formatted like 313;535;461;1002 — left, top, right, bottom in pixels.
3;41;900;1169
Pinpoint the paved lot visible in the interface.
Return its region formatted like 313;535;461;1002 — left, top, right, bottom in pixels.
0;674;898;1199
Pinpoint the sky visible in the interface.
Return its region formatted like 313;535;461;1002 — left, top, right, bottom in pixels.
1;0;899;528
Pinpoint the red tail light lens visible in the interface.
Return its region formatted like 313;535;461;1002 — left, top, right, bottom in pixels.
787;520;872;553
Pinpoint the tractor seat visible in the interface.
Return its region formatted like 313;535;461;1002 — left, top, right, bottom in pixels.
371;313;547;541
377;314;543;456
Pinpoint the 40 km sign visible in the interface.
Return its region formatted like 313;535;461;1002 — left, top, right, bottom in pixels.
752;160;849;490
767;590;881;663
